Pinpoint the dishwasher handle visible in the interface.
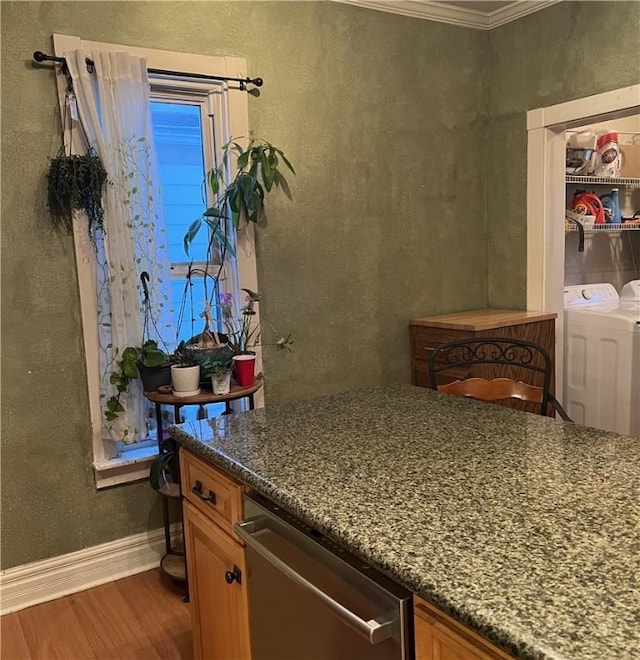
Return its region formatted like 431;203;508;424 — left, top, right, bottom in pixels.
234;517;395;645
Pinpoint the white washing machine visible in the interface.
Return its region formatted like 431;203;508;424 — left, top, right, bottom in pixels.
620;279;640;303
564;282;640;437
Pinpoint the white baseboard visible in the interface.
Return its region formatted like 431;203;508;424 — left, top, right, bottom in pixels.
0;524;183;615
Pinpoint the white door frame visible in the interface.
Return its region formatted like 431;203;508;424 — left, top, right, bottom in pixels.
526;84;640;399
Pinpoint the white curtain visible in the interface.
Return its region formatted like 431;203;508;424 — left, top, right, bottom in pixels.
65;51;173;444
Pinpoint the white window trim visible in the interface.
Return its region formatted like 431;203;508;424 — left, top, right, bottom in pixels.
52;34;263;488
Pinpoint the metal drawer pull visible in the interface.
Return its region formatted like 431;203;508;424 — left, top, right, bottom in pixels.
192;480;217;505
224;565;242;584
234;517;394;645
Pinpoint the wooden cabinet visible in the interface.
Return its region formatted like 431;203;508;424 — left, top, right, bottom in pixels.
410;309;556;414
181;448;251;660
182;448;245;543
414;596;513;660
180;447;518;660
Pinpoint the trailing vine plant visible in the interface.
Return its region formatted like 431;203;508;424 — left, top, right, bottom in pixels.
47;146;109;235
103;272;171;425
46;88;109;241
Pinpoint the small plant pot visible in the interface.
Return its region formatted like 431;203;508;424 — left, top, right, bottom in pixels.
211;372;232;395
138;364;171;393
171;364;201;397
232;354;256;387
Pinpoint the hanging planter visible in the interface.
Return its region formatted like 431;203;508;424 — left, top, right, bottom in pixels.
47;146;109;237
46;89;109;239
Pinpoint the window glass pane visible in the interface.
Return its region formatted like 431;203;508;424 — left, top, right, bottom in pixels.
171;272;220;344
150;101;209;264
118;97;231;456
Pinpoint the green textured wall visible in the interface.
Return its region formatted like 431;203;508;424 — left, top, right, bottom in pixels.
486;1;640;308
1;1;488;569
6;0;634;572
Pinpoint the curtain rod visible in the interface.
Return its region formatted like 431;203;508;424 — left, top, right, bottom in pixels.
32;51;263;92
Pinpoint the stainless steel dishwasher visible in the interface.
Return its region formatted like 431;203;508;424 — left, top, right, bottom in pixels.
234;492;414;660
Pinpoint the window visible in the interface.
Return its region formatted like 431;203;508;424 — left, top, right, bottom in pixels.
149;92;220;345
151;96;212;348
53;35;260;488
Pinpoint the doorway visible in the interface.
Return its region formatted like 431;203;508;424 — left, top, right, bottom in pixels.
526;84;640;401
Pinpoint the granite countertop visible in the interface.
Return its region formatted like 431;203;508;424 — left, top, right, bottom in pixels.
170;385;640;660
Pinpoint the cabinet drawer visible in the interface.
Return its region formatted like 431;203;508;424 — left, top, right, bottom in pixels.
180;448;244;541
411;327;472;360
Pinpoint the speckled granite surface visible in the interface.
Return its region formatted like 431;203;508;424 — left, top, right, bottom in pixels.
170;385;640;660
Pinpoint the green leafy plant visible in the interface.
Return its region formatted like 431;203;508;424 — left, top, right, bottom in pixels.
210;361;232;377
105;340;170;422
183;136;295;257
195;351;234;379
47;147;109;237
179;136;295;358
171;340;199;367
149;446;179;495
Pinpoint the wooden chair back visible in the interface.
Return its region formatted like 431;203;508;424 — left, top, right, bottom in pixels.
427;337;571;420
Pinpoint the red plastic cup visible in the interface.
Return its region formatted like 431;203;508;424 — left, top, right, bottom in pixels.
232;355;256;387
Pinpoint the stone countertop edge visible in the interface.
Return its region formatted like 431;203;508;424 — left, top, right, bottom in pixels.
168;384;640;660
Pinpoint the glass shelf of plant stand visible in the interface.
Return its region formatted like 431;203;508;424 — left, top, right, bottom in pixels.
566;175;640;188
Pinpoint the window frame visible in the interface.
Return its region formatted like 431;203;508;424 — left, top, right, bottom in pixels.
52;34;262;488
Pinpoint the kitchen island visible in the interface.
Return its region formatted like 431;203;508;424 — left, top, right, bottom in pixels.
170;384;640;660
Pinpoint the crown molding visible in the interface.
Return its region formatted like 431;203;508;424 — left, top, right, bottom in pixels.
485;0;561;29
331;0;561;30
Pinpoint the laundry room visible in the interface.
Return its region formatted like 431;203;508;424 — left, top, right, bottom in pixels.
563;114;640;438
565;115;640;289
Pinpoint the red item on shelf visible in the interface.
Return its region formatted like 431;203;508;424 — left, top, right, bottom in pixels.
572;192;606;225
233;355;256;387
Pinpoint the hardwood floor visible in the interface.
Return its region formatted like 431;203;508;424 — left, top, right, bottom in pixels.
0;569;192;660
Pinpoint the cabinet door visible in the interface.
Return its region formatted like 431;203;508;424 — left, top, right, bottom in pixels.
414;597;511;660
184;500;251;660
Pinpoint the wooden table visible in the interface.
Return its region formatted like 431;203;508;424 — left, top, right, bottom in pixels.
145;379;263;441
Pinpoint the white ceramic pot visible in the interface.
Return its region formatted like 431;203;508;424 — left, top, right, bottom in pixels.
171;364;201;397
211;372;231;395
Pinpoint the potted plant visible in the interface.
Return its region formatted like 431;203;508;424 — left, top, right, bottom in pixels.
207;360;234;395
104;340;171;422
179;137;295;352
47;146;109;241
149;445;180;497
183;136;295;258
169;341;202;397
226;287;292;350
